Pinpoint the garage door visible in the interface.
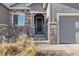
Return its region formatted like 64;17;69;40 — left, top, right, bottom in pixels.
59;16;79;44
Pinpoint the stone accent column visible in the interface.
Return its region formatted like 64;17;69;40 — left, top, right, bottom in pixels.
32;13;35;35
49;22;58;44
29;13;35;36
28;13;32;36
9;12;13;26
25;14;30;35
9;12;13;35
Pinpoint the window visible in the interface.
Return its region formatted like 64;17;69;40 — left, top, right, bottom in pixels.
75;32;79;43
75;22;79;28
12;13;25;26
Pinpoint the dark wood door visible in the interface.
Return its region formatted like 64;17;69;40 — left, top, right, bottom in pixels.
36;18;43;34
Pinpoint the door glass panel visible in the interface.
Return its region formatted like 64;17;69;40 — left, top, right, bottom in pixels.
37;19;42;31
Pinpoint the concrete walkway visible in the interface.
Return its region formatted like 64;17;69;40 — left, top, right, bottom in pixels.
36;44;79;56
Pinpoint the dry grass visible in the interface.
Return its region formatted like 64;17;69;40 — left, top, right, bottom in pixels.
4;43;20;56
0;45;4;55
0;35;38;56
0;35;77;56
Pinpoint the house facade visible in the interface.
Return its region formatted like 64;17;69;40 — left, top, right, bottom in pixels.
1;3;79;44
8;3;49;42
49;3;79;44
0;4;9;37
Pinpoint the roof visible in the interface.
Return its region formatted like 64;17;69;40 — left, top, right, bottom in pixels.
62;3;79;10
3;3;79;11
10;3;29;7
4;3;43;7
3;3;15;7
1;3;46;10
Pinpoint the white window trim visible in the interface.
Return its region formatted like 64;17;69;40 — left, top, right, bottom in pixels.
75;22;79;28
57;13;79;44
30;11;46;13
35;17;43;33
12;13;25;26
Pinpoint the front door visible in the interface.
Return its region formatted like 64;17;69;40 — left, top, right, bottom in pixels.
35;18;43;34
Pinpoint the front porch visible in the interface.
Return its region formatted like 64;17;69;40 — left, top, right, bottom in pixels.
28;12;48;41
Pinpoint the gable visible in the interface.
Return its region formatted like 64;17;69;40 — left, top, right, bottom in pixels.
0;3;9;9
0;4;9;25
50;3;79;21
30;3;43;11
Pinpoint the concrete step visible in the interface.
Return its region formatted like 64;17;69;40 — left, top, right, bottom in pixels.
31;34;48;41
33;36;47;41
32;34;46;37
35;41;49;45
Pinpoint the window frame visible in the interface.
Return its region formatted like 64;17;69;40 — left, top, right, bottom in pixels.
12;13;25;26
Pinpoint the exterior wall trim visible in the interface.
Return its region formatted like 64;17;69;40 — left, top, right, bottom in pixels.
9;7;30;9
30;11;46;13
48;3;50;43
57;13;79;44
35;17;44;34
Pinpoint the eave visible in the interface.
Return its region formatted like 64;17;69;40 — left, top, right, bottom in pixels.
9;7;30;10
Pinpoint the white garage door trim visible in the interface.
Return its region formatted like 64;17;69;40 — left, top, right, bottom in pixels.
57;13;79;44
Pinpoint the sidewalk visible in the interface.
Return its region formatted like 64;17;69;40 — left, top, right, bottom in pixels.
36;44;79;56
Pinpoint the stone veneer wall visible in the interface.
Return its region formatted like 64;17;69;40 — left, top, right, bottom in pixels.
9;9;36;37
49;22;58;44
28;13;35;36
9;9;25;28
9;9;30;35
9;9;48;41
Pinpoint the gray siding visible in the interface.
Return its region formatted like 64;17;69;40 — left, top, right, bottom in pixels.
50;3;79;21
0;4;9;25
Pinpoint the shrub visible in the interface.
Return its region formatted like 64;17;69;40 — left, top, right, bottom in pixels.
18;46;38;56
4;44;21;56
0;44;4;55
1;35;38;56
